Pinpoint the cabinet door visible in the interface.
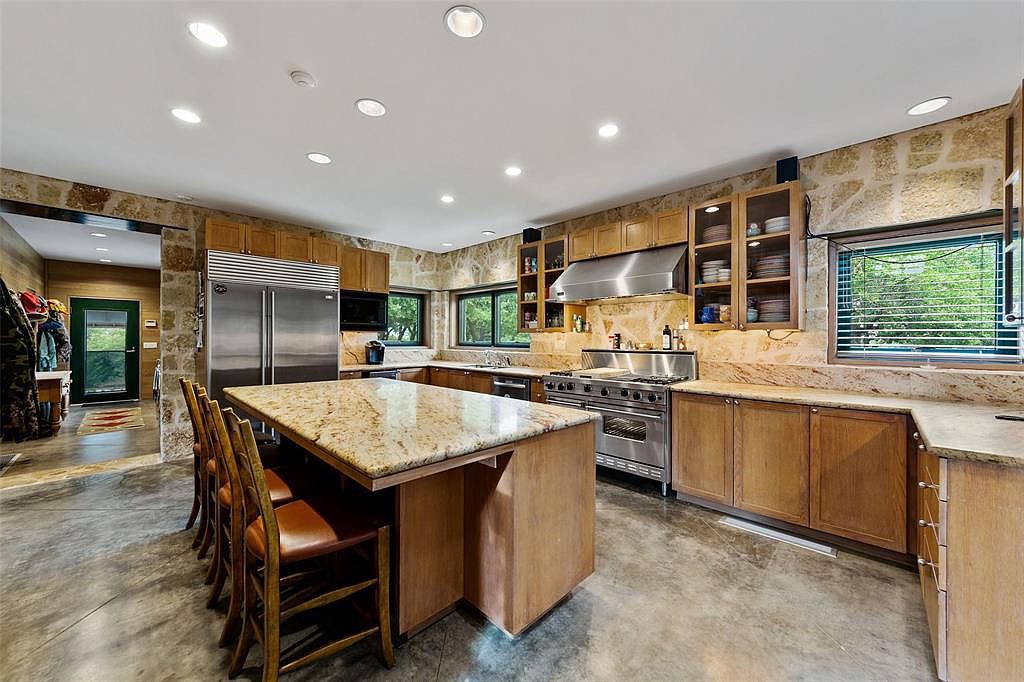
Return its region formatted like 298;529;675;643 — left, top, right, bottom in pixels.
363;250;390;293
530;378;547;403
205;218;246;254
470;372;492;394
311;237;340;266
447;370;471;391
339;246;364;291
733;399;810;525
278;232;312;263
595;222;623;257
246;226;279;258
672;393;734;505
339;370;362;380
653;209;687;246
568;227;595;262
398;367;428;384
622;216;653;252
430;367;450;388
810;407;907;551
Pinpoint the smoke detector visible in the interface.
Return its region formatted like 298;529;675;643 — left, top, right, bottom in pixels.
289;70;318;88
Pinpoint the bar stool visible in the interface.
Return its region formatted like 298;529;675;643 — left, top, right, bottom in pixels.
180;378;203;535
198;394;308;646
224;410;395;681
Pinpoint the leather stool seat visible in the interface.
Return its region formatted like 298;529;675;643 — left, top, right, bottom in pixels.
217;465;302;507
245;498;380;564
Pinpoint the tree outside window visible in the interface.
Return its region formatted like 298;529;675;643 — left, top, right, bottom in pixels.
384;292;425;345
458;288;529;348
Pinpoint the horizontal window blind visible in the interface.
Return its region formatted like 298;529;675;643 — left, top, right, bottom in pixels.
835;233;1020;362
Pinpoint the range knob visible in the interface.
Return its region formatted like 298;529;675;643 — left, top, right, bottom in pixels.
566;383;575;391
583;384;592;392
647;393;658;402
557;383;565;391
545;382;555;390
600;388;609;397
620;388;629;397
632;391;641;400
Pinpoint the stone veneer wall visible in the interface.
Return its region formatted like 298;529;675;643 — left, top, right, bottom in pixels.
436;107;1023;403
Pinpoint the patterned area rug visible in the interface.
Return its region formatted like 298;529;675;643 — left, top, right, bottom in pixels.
77;407;145;435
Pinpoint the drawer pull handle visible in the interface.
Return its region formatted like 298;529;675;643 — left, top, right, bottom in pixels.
918;481;939;490
918;519;939;528
810;408;819;414
918;444;926;451
912;431;920;441
917;557;937;568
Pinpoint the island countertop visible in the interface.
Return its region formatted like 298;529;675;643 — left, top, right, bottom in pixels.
224;378;597;484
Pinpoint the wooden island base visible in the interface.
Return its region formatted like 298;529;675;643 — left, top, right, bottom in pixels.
395;422;596;637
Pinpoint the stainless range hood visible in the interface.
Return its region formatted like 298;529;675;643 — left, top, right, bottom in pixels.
549;245;687;303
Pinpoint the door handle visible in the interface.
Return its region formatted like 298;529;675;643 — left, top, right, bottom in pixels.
125;348;137;353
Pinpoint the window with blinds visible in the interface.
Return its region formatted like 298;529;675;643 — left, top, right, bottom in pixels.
835;232;1020;363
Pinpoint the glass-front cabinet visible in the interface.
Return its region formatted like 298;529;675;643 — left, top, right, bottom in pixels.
517;236;585;333
688;195;738;330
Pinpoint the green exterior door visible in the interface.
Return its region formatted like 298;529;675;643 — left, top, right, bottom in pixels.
70;298;140;403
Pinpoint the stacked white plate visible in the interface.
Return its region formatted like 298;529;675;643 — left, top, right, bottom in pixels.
752;254;790;279
764;216;790;234
757;296;790;322
701;259;728;283
703;224;731;242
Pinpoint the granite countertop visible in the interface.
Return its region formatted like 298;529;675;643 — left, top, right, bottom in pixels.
670;380;1024;468
340;360;563;379
224;378;597;479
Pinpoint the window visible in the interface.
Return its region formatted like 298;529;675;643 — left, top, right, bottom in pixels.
457;288;530;347
834;231;1019;363
383;292;426;346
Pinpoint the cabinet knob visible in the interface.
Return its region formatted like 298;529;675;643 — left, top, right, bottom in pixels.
738;324;745;331
917;557;937;568
918;444;926;451
918;481;939;490
912;431;920;441
810;408;819;414
918;519;939;528
724;398;731;404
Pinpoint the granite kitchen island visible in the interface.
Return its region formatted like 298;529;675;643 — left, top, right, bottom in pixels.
224;378;598;637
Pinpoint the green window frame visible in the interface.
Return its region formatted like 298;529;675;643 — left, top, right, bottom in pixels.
457;288;530;348
383;292;426;346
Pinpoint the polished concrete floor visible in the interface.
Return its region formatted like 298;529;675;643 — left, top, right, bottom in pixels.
0;464;936;681
0;401;159;487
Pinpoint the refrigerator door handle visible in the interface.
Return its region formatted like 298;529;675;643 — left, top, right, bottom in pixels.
269;290;276;384
260;290;267;385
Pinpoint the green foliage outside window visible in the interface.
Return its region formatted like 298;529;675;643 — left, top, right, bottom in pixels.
384;293;425;345
458;288;529;347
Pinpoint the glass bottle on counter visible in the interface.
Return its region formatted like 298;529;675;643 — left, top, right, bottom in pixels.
662;325;672;350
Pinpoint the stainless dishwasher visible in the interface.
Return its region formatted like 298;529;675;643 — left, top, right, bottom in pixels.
491;376;530;400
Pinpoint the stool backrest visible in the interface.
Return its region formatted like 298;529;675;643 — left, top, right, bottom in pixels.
224;408;280;567
180;378;201;448
199;394;242;509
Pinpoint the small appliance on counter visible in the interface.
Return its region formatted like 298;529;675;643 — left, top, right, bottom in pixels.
365;340;386;365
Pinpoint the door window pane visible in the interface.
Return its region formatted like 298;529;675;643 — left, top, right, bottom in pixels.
459;293;493;345
84;310;127;394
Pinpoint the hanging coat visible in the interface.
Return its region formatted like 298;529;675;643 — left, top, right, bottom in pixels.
1;278;43;440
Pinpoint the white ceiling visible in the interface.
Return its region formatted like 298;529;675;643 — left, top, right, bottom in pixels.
1;2;1020;253
3;213;161;269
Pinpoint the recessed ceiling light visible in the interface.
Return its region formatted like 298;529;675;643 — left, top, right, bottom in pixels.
597;123;619;138
705;206;720;213
306;152;332;164
441;194;455;204
187;22;227;48
289;70;318;88
95;247;109;252
355;99;387;117
748;241;761;248
907;96;951;116
176;194;195;202
504;166;522;177
90;232;107;238
442;242;454;247
445;6;485;38
170;108;201;124
99;258;112;263
481;230;495;236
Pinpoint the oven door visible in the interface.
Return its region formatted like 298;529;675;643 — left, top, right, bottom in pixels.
591;402;667;468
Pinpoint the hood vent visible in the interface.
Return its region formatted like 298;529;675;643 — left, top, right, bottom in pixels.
549;245;687;303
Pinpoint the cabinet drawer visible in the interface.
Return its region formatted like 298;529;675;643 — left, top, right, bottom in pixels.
919;557;948;681
919;486;947;547
917;447;948;501
919;513;947;592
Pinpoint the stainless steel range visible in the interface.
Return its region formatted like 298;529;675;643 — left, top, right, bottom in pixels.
543;349;697;495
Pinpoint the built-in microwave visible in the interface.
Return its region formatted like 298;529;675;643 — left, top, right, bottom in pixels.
339;292;388;331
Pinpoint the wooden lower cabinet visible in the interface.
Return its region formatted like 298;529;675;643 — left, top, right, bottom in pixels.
432;368;490;393
732;399;810;525
339;370;362;380
530;378;546;403
671;393;734;505
810;407;907;552
397;367;428;384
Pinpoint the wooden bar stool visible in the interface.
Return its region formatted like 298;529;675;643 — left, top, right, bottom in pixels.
224;410;395;681
180;378;203;533
198;394;307;646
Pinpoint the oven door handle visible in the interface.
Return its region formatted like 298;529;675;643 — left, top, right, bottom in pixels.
596;406;663;420
549;399;586;409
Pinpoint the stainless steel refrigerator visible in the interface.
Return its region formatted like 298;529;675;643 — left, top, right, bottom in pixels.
205;251;340;409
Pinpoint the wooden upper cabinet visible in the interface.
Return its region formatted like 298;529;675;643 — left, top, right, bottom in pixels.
247;226;279;258
568;226;596;262
622;216;653;252
340;245;364;291
672;393;734;505
595;221;623;257
278;232;312;263
311;237;340;266
653;208;687;246
363;250;390;293
733;399;810;525
205;218;247;254
809;407;907;552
